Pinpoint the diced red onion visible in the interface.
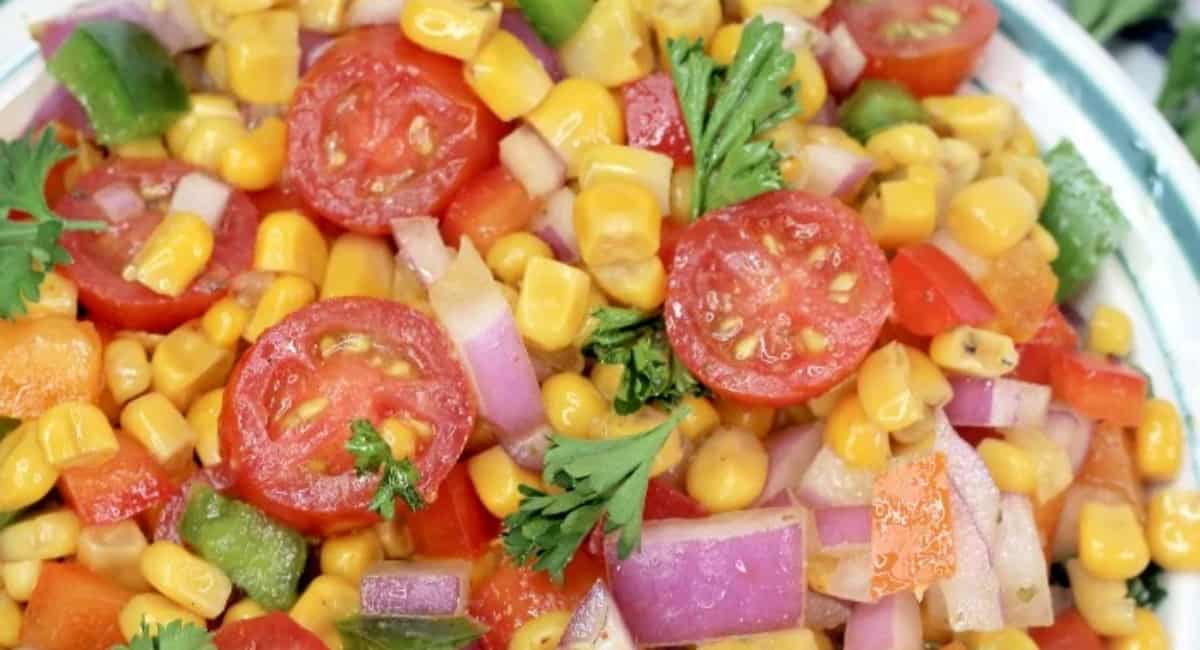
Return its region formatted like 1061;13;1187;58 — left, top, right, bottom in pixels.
811;97;837;126
1043;403;1093;473
938;490;1004;632
756;423;822;506
944;377;1051;430
392;217;452;287
168;172;231;230
345;0;406;27
300;30;335;72
802;144;874;199
844;592;921;650
933;411;1000;544
814;506;870;557
360;560;470;617
753;9;831;56
818;549;873;603
429;240;548;469
993;494;1053;628
929;229;989;280
22;78;92;137
34;0;210;57
805;591;852;630
94;182;145;223
558;581;636;650
530;188;579;264
1051;484;1126;561
500;11;565;82
798;447;875;507
500;125;566;199
606;508;807;646
825;23;866;93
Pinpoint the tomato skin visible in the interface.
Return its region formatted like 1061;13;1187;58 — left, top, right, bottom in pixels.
21;563;133;650
288;26;503;234
0;316;103;419
1050;351;1147;427
407;462;499;558
665;191;891;406
644;477;707;520
440;166;542;253
1028;609;1105;650
59;434;177;525
469;554;604;650
213;612;328;650
1012;306;1079;384
622;72;694;165
890;243;996;337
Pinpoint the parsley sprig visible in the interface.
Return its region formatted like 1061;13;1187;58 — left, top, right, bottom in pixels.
583;307;705;415
114;620;214;650
1157;23;1200;161
668;16;800;219
1069;0;1179;43
346;419;426;519
503;407;689;582
0;128;106;319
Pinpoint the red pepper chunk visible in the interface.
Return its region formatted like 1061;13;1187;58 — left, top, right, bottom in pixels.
1012;306;1079;384
1028;609;1106;650
890;244;995;337
622;72;694;165
213;612;328;650
59;434;177;525
407;462;499;558
1050;351;1147;427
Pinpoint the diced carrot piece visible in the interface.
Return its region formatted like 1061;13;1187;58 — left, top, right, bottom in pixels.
870;453;955;599
21;563;133;650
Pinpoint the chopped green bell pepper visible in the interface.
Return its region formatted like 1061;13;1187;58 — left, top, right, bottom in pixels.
837;80;929;142
517;0;594;47
336;616;485;650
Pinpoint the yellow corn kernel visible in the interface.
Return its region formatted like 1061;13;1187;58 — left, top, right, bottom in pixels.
580;145;674;215
467;446;544;519
686;428;769;513
63;138;102;189
510;610;572;650
715;397;776;439
541;372;606;439
594;408;683;477
321;233;394;300
0;509;80;562
152;325;234;411
575;181;662;267
904;346;952;408
1067;558;1137;636
946;177;1038;258
1147;489;1200;571
1;560;39;601
561;0;653;87
215;0;273;16
373;418;416;462
708;23;743;65
465;29;553;121
320;529;383;584
1109;608;1168;650
977;439;1036;495
244;275;317;343
141;541;232;618
105;338;152;404
78;520;150;592
962;628;1038;650
120;392;197;470
181;116;248;172
516;258;593;352
220;116;287;191
188;388;225;467
35;401;118;469
670;167;695;221
1134;399;1181;482
201;297;250;348
1027;224;1059;263
224;10;301;104
124;212;215;298
0;592;19;647
376;519;415;559
867;124;941;173
1088;304;1133;358
254;210;329;284
119;593;207;641
1080;501;1150;581
867;178;938;250
808;375;856;418
204;43;229;92
923;95;1016;154
590;362;625;402
290;574;360;650
648;0;722;69
526;79;625;176
979;151;1050;209
856;342;926;431
940;137;983;193
224;599;267;625
590;258;667;311
487;233;553;286
296;0;346;32
826;394;890;470
401;0;501;60
0;424;58;512
678;395;720;440
166;94;242;158
21;271;77;319
790;47;828;122
929;326;1019;378
735;0;830;18
699;627;822;650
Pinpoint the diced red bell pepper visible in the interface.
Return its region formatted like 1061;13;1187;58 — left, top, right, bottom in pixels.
469;553;604;650
1028;609;1105;650
644;477;707;520
1050;351;1147;427
59;433;177;525
1012;306;1079;384
622;72;694;165
407;462;499;558
890;243;996;337
213;612;327;650
21;563;133;650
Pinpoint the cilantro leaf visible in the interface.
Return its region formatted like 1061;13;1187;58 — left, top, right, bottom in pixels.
347;419;426;519
336;615;485;650
1070;0;1179;43
113;620;215;650
502;407;689;582
1127;561;1168;609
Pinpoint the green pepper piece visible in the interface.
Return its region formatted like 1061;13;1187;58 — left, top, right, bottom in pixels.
1040;139;1130;301
47;20;190;144
336;616;486;650
516;0;594;47
837;80;929;142
180;486;307;611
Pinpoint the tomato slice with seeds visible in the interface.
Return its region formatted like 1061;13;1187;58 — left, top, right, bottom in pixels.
664;191;891;406
829;0;999;97
221;298;476;535
287;26;504;234
56;159;257;332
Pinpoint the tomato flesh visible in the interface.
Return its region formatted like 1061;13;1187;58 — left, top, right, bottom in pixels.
440;166;542;253
469;554;604;650
221;298;476;535
21;563;132;650
288;26;503;234
665;191;892;406
1050;351;1147;427
1028;609;1105;650
1012;306;1079;384
59;434;177;525
213;612;327;650
644;477;707;520
890;243;995;337
622;72;694;165
407;462;499;558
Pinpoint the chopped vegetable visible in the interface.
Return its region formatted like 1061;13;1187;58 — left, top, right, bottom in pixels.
346;419;427;519
360;560;471;617
582;307;705;415
0;129;105;319
503;407;688;581
516;0;594;48
1069;0;1180;43
870;453;955;599
1157;23;1200;161
560;581;637;649
46;20;189;144
179;486;308;611
1126;561;1168;608
114;620;215;650
1040;140;1130;301
837;80;929;142
335;616;485;650
668;17;800;218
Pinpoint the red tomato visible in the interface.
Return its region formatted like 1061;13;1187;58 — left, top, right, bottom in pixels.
407;462;499;558
213;612;327;650
21;563;133;650
1028;609;1105;650
56;159;258;332
1012;306;1079;384
287;26;503;234
440;166;542;253
221;298;476;535
469;554;604;650
145;472;212;543
59;434;177;525
644;477;707;520
1050;351;1147;427
829;0;999;96
658;218;688;270
890;243;995;337
622;72;694;165
664;191;891;406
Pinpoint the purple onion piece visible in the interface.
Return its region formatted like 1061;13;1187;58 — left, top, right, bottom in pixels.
814;505;871;552
558;581;636;650
500;11;564;82
360;559;471;617
756;423;823;506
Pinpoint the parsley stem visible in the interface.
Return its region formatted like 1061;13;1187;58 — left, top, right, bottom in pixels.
62;219;108;232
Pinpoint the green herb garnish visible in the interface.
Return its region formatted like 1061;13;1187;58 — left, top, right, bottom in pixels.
503;407;689;582
336;615;485;650
347;419;426;519
114;620;215;650
668;16;800;219
583;307;705;415
1127;561;1168;609
1157;23;1200;161
1069;0;1179;43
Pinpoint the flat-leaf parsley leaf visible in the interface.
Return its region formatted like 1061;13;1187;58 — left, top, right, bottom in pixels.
583;307;705;415
346;419;426;519
114;620;215;650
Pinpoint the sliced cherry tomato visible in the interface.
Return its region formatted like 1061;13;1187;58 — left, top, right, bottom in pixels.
221;298;476;535
56;159;258;332
469;554;604;650
1028;609;1105;650
1050;351;1147;427
213;612;327;650
407;462;499;558
890;243;995;337
829;0;999;97
59;434;177;525
977;239;1058;343
622;72;694;165
287;26;503;234
21;563;133;650
440;166;542;253
1012;306;1079;384
664;191;891;406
